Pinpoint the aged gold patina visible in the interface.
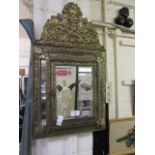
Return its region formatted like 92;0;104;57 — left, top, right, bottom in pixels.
38;2;101;50
33;2;106;138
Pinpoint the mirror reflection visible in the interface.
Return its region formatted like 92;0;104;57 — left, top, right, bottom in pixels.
40;60;46;126
56;66;93;119
78;67;93;117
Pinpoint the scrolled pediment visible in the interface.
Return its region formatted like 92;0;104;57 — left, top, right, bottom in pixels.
38;2;102;50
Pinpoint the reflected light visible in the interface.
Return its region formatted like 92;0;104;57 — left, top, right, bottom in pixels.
78;67;92;72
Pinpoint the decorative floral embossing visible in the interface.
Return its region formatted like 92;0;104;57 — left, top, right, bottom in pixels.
97;117;105;127
38;2;101;49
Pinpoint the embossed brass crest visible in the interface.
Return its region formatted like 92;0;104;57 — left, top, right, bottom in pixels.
33;2;106;138
38;2;101;49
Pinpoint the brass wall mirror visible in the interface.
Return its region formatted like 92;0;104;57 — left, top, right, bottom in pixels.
33;2;106;138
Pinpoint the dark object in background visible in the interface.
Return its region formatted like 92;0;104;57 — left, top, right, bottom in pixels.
115;16;126;26
19;106;25;143
124;18;133;28
93;103;109;155
119;7;129;18
19;85;26;143
114;7;133;28
19;19;35;43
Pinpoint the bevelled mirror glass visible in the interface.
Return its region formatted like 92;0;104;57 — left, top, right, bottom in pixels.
33;2;106;138
40;60;46;127
56;66;93;119
78;67;93;117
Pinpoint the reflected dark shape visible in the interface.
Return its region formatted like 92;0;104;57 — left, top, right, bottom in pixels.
56;80;81;91
56;85;63;92
68;80;81;90
81;83;91;91
82;100;91;106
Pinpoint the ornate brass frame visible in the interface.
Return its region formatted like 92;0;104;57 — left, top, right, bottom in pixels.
32;2;106;138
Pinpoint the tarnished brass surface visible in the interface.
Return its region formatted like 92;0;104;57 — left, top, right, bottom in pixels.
38;2;102;50
33;47;106;138
33;2;106;138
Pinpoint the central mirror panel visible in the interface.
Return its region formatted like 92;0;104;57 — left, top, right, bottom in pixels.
56;66;93;119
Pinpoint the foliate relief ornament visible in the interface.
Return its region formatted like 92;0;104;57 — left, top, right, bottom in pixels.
97;117;105;127
38;2;101;49
97;57;103;64
34;46;42;54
